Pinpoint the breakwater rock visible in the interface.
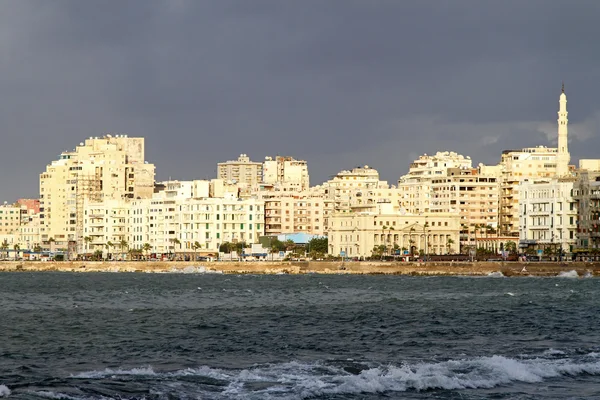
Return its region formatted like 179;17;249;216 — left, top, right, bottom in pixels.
0;260;598;277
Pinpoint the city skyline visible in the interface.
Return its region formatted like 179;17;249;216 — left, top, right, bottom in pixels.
2;1;600;201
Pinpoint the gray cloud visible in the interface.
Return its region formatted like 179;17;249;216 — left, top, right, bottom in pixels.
1;0;600;201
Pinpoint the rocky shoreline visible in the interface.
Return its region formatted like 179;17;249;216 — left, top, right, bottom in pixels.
0;260;598;277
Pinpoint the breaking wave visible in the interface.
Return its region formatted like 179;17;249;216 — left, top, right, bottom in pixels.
557;270;579;278
486;271;505;278
0;385;10;397
64;354;600;399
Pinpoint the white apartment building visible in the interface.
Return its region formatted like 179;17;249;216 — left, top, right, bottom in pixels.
328;202;461;258
398;152;473;214
573;163;600;253
518;178;577;257
39;135;155;253
82;180;265;257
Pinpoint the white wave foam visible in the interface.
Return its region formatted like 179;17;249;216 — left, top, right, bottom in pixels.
543;348;566;356
505;292;515;296
70;355;600;398
0;385;10;397
557;270;579;278
72;366;156;379
487;271;505;278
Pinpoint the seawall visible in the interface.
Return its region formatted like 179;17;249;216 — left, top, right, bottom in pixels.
0;260;598;276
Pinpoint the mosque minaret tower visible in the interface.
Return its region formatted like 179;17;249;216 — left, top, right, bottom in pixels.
555;83;570;177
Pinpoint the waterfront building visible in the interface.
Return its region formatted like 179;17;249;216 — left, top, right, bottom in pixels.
573;161;600;254
259;189;326;236
328;201;460;258
82;183;265;258
518;177;577;258
39;135;155;253
430;166;500;250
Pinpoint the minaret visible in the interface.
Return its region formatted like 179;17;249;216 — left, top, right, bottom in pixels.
556;83;570;177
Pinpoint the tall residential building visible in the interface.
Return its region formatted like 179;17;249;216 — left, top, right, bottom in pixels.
0;203;22;236
39;135;155;251
573;161;600;253
260;190;326;236
518;178;577;257
430;166;500;249
398;152;473;214
217;154;263;190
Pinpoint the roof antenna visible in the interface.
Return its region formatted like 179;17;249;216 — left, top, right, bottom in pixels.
561;81;565;93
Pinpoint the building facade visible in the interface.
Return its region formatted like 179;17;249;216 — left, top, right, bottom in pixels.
328;202;461;258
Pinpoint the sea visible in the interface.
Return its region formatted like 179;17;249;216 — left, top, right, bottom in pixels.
0;270;599;400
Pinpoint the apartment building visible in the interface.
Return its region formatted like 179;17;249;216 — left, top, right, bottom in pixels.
217;154;263;190
39;135;155;252
0;203;22;235
573;161;600;253
398;152;473;214
328;202;461;258
263;156;310;191
518;178;577;257
260;190;326;236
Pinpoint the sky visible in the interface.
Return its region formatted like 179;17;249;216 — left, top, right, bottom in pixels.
2;0;600;202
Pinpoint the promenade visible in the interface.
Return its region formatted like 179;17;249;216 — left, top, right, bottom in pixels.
0;260;598;276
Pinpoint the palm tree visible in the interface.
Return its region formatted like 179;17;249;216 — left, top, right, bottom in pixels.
142;243;152;259
106;241;114;260
409;227;416;257
192;241;202;260
119;239;129;260
13;244;20;260
170;238;181;258
1;240;9;259
84;236;92;253
446;238;455;254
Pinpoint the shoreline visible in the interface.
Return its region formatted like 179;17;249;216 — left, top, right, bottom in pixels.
0;260;598;277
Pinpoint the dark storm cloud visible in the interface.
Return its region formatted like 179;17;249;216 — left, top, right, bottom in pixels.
1;0;600;200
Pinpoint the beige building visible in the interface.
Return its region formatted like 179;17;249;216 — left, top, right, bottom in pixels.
0;203;22;236
430;167;500;249
328;202;461;258
398;152;473;214
39;135;155;253
217;154;263;190
263;156;310;191
573;162;600;253
260;190;326;236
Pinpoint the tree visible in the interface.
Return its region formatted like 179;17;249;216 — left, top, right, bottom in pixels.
84;236;92;252
192;241;202;259
307;237;328;256
142;243;152;259
1;240;9;259
284;239;296;251
13;243;20;259
106;241;114;258
93;249;103;261
409;227;416;257
33;244;42;253
446;238;455;254
268;238;286;260
505;241;517;255
119;239;128;260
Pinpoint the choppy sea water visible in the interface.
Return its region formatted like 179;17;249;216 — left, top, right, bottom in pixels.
0;271;599;399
